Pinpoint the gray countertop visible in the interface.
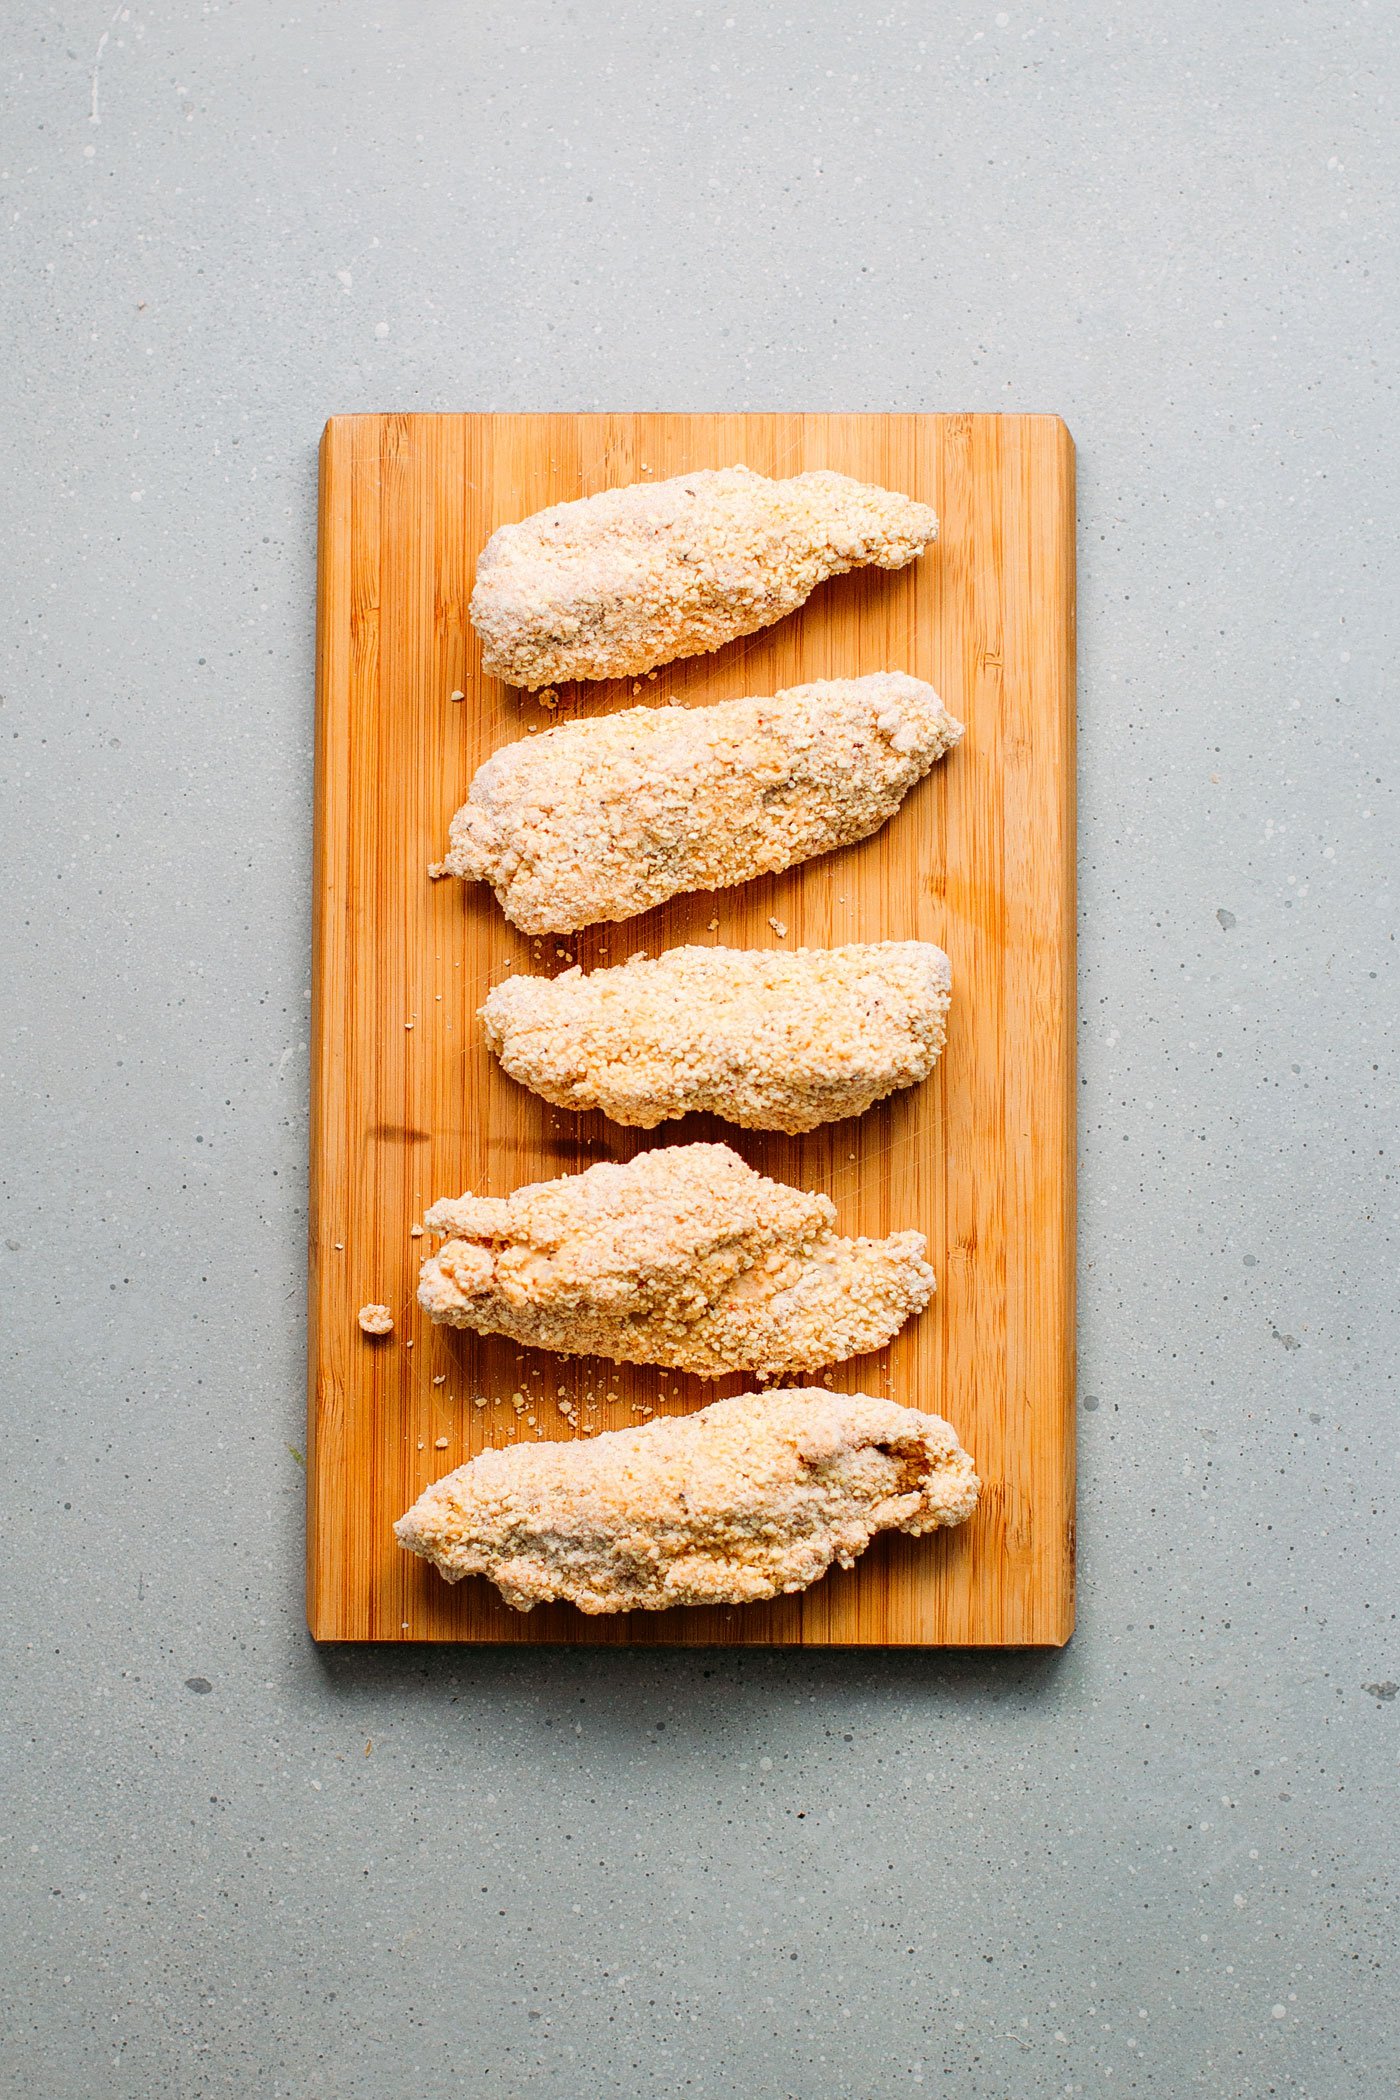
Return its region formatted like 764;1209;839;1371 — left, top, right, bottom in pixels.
3;4;1395;2094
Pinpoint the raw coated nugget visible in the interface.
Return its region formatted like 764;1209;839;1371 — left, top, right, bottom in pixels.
481;940;952;1134
417;1141;934;1379
443;672;963;935
395;1387;979;1613
469;464;939;689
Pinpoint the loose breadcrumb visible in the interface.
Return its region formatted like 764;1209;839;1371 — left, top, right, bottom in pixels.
358;1303;394;1336
416;1141;933;1378
480;940;952;1134
395;1387;979;1612
468;465;938;688
444;673;962;935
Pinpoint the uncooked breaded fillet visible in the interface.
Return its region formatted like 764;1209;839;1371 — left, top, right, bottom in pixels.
417;1141;934;1379
443;673;963;936
481;941;952;1135
469;465;938;689
395;1387;979;1613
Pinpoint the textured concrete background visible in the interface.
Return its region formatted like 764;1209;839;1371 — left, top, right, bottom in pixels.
3;3;1396;2094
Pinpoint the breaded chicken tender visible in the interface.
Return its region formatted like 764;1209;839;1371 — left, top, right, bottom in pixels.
395;1387;979;1612
444;673;962;935
417;1142;933;1379
481;941;952;1134
469;465;938;688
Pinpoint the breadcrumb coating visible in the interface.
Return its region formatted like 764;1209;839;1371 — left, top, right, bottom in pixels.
469;464;938;688
395;1387;979;1613
481;940;952;1134
445;673;963;935
417;1141;934;1378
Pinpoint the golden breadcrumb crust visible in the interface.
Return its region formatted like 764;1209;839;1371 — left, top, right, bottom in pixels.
468;464;938;688
417;1142;933;1378
481;940;952;1134
398;1385;982;1612
395;1387;979;1612
445;673;962;935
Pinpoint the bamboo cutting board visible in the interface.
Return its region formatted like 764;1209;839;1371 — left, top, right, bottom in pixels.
309;412;1075;1644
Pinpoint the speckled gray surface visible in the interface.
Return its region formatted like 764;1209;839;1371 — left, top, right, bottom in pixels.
2;3;1396;2094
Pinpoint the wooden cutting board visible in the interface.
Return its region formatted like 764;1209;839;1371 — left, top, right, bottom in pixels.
309;412;1075;1644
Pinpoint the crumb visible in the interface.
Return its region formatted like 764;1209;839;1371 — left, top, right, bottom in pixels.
473;1395;488;1408
358;1303;394;1336
434;1436;450;1449
450;689;466;702
334;1242;344;1251
410;1223;424;1238
404;1019;414;1029
768;917;787;938
707;918;719;931
427;861;448;880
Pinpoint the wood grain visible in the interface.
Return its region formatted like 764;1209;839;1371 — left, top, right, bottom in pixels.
308;413;1075;1645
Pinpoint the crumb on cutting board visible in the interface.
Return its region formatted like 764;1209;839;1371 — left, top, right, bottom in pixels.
358;1303;394;1336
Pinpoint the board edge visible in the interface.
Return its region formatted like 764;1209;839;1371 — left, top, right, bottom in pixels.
306;417;347;1641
